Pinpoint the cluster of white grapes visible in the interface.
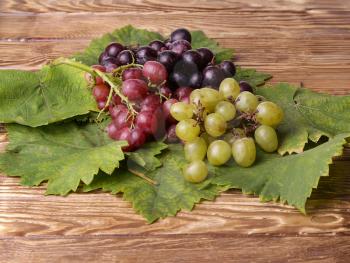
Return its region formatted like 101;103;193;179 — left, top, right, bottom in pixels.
169;78;284;183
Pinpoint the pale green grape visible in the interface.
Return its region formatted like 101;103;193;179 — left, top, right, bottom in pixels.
204;113;227;137
175;119;200;142
235;91;258;113
190;87;223;113
183;160;208;183
184;137;207;162
170;102;194;121
219;78;240;100
254;125;278;152
255;101;283;127
207;140;231;166
215;101;236;121
189;89;202;105
232;137;256;167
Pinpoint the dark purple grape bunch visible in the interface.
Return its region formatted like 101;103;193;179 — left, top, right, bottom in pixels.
156;28;236;90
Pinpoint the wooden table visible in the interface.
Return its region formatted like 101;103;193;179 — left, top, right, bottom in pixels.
1;1;350;262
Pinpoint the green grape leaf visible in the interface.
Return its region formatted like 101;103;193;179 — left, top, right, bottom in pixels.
235;66;272;90
84;144;224;223
191;30;234;62
73;25;164;66
212;134;349;213
257;83;350;154
0;64;96;127
127;141;168;171
0;121;127;195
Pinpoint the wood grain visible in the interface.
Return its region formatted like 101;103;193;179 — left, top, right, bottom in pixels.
1;0;350;262
1;236;350;263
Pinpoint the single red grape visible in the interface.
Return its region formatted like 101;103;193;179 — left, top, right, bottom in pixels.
162;98;178;124
113;110;132;129
142;61;168;85
129;127;147;150
159;85;172;99
122;68;143;81
97;100;108;111
112;94;122;105
109;104;127;119
85;65;106;85
122;79;148;101
107;122;120;140
175;87;193;100
141;94;162;112
181;96;190;104
166;124;179;143
135;110;158;135
93;84;110;101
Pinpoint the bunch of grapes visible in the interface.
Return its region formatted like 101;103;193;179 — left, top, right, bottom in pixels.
97;28;236;90
86;59;182;152
170;78;284;183
83;27;284;184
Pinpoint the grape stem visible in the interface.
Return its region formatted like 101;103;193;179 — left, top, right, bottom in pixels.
128;168;158;186
50;58;138;121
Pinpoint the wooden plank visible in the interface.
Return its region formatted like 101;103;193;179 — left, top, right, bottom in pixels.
0;160;349;237
1;0;350;13
1;236;350;263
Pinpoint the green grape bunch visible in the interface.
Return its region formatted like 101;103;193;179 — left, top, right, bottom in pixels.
169;77;284;183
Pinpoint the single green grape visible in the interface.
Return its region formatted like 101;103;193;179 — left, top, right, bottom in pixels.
235;91;259;113
207;140;232;166
255;101;283;127
254;125;278;152
170;102;194;121
190;87;223;113
215;101;236;121
184;137;207;162
219;78;240;100
232;137;256;167
183;160;208;183
204;113;227;137
200;132;216;145
189;89;202;105
175;119;200;142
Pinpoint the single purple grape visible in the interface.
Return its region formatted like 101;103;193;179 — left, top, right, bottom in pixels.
149;40;166;52
136;46;157;65
105;43;125;57
202;65;226;89
182;50;204;69
219;60;236;77
169;60;201;89
157;50;179;72
197;48;214;66
170;40;192;55
116;50;134;66
98;51;110;65
170;28;192;43
239;81;254;93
